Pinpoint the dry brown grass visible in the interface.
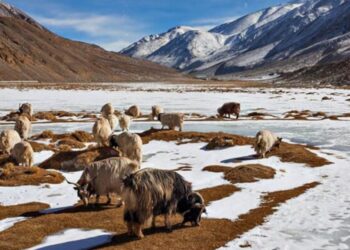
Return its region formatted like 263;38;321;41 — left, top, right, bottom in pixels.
0;164;64;186
0;182;318;250
0;202;49;220
139;129;330;167
139;128;254;146
198;185;240;205
57;138;86;149
28;141;55;152
203;164;276;184
31;130;93;143
39;147;119;171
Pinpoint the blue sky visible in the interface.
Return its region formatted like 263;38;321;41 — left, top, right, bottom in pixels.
5;0;289;51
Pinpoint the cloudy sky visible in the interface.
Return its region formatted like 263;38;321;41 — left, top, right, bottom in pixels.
5;0;289;51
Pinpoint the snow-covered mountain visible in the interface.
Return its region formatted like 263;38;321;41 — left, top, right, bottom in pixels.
121;0;350;79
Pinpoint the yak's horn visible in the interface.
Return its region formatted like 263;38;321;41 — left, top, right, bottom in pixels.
64;177;80;187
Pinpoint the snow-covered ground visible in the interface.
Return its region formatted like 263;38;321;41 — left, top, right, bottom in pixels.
0;87;349;249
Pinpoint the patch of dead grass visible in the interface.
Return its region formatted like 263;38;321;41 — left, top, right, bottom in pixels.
0;182;318;250
0;164;64;186
203;164;275;184
0;202;49;220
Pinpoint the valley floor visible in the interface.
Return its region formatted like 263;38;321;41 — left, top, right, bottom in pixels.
0;86;349;249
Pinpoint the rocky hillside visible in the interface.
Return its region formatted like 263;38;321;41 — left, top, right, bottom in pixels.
0;2;186;83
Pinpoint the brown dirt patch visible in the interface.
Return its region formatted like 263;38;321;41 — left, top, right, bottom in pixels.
139;129;330;167
0;182;318;250
198;185;240;205
0;202;49;220
28;141;55;152
203;164;276;184
0;164;64;186
39;147;119;171
139;128;254;146
56;139;85;149
204;137;236;150
31;130;93;143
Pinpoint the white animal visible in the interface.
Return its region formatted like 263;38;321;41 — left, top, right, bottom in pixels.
254;130;282;158
109;132;142;165
11;141;34;167
92;117;112;147
119;114;131;131
0;130;21;154
151;105;164;120
15;115;31;140
158;113;184;131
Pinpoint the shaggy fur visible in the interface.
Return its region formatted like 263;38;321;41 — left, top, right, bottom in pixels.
11;141;34;167
100;103;114;117
92;117;112;147
217;102;240;119
158;113;184;131
0;130;21;154
151;105;164;120
19;103;33;117
15;115;31;140
180;192;206;226
122;168;192;238
254;130;282;158
109;132;142;164
118;114;131;131
106;114;118;131
74;157;139;206
125;105;140;118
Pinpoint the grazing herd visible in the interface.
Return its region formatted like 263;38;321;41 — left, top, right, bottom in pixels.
0;101;283;239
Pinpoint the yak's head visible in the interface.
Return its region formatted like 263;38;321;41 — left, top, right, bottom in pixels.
65;174;95;206
217;108;223;117
157;113;164;121
122;174;136;190
274;137;283;148
109;134;119;148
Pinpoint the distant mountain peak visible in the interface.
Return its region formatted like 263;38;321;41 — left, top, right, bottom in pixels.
121;0;350;80
0;1;44;29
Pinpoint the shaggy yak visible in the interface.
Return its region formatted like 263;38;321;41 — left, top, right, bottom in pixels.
121;168;206;238
217;102;240;119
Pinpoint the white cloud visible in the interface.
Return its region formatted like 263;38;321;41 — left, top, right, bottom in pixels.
33;12;146;51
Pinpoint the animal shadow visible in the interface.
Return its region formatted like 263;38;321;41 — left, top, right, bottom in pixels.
221;154;257;163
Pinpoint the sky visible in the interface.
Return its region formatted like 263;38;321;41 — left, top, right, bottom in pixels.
4;0;290;51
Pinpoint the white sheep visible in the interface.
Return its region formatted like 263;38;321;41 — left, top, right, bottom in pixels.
151;105;164;120
254;130;282;158
158;113;184;131
11;141;34;167
19;103;33;117
125;105;141;118
100;103;114;117
0;130;21;155
109;132;142;165
15;115;31;140
118;114;131;131
106;114;118;131
92;117;112;147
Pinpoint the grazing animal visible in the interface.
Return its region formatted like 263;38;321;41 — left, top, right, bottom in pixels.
11;141;34;167
125;105;140;118
158;113;184;131
122;168;192;238
151;105;164;120
106;114;118;131
217;102;240;119
15;115;31;140
118;114;131;131
100;103;114;117
254;130;282;158
109;132;142;164
179;192;206;226
0;130;21;154
19;103;33;117
92;117;112;147
66;157;139;206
